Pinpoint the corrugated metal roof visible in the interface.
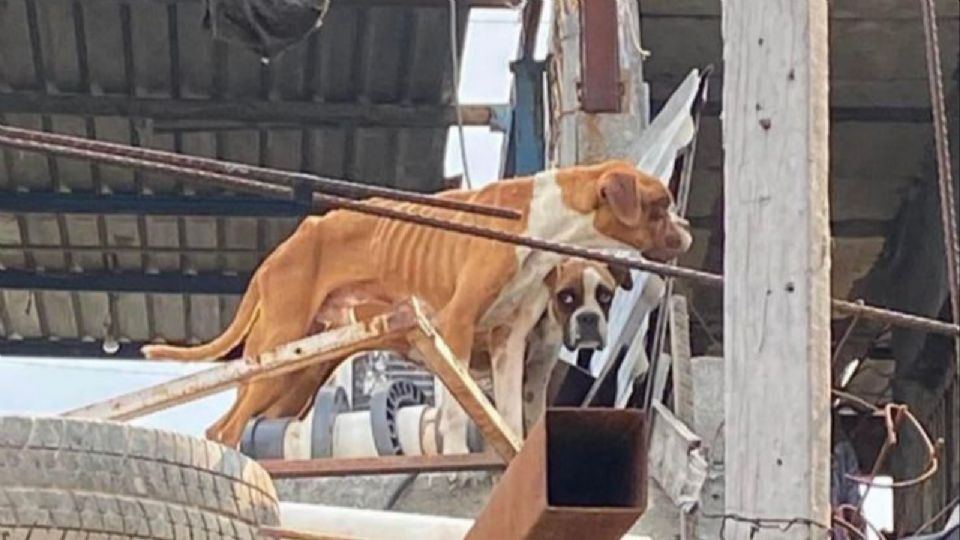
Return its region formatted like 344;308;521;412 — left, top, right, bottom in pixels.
0;0;497;354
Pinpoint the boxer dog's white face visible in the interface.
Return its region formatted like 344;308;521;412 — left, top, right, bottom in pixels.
545;259;633;351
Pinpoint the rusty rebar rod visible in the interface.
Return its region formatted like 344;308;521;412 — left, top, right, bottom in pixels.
0;124;521;221
920;0;960;375
0;132;957;339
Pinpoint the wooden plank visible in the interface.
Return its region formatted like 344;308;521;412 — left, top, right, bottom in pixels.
721;0;832;537
61;299;419;421
259;453;505;479
407;299;522;462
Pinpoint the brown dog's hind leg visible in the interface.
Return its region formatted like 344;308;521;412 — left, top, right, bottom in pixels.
215;271;369;444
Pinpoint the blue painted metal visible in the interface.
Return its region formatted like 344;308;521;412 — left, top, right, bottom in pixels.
504;58;546;177
0;269;250;294
487;104;514;133
0;191;311;217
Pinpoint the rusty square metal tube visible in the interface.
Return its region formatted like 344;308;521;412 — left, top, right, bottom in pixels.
465;408;648;540
579;0;622;113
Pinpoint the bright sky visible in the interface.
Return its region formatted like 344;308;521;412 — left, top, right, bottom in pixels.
0;5;896;536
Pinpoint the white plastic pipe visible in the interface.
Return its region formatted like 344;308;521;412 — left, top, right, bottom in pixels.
396;404;428;455
279;502;654;540
332;410;380;457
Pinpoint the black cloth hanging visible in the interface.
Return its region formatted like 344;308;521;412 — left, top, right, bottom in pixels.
203;0;331;60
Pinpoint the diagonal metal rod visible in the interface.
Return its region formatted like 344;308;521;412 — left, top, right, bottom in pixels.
0;124;521;221
0;132;957;339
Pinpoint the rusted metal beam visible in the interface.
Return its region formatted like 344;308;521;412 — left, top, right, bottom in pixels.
61;300;419;421
465;408;647;540
579;0;621;113
260;453;505;479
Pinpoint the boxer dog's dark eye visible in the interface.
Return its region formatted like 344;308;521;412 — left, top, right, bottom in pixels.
557;290;576;306
596;287;613;304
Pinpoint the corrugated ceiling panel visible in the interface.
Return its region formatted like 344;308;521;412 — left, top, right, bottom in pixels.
1;1;466;350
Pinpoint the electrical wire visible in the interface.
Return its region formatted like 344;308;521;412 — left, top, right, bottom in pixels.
920;0;960;388
448;0;472;189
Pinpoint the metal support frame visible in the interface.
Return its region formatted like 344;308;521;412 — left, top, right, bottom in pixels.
0;338;148;359
0;269;250;294
62;296;521;462
0;93;503;129
0;191;311;217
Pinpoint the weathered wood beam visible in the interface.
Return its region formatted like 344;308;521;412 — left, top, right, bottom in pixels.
722;1;832;538
0;93;502;128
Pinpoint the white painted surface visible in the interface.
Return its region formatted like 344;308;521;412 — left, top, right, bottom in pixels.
280;502;654;540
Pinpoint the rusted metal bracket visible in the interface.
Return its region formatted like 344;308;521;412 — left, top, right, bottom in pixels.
579;0;622;113
465;408;648;540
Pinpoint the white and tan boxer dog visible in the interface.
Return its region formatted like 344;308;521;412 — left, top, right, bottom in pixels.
143;160;692;449
519;259;632;433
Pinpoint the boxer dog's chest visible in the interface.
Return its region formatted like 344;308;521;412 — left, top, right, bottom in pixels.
477;170;631;331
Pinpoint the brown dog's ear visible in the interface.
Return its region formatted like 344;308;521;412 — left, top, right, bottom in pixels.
607;264;634;291
596;171;642;226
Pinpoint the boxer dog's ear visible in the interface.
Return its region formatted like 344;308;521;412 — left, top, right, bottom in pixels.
607;263;634;291
596;171;642;227
544;265;561;290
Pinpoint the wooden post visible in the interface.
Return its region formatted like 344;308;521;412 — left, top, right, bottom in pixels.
722;0;831;537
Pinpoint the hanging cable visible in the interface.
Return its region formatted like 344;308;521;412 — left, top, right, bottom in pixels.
919;0;960;375
448;0;472;189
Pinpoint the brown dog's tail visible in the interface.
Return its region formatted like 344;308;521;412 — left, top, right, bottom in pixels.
141;276;261;361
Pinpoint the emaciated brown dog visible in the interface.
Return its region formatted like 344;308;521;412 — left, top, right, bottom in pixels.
142;160;692;449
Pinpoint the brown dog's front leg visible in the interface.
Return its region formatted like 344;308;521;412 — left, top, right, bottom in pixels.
432;255;517;455
491;287;548;442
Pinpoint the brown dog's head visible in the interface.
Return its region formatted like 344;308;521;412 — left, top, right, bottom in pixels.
558;160;692;262
544;259;634;351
